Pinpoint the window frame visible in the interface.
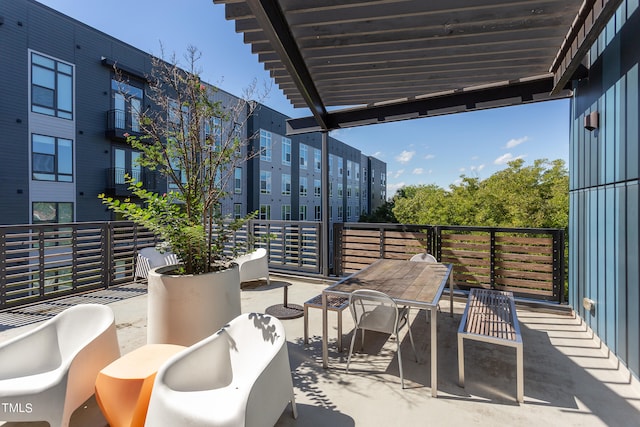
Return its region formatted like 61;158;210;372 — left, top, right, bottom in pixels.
31;52;74;119
31;134;73;182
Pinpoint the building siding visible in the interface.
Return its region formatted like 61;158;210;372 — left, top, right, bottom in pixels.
0;0;385;228
569;1;640;380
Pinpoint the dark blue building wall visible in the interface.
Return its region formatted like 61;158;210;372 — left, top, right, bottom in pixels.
569;1;640;380
0;0;158;223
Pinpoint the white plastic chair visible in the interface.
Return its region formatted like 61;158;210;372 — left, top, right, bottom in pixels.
234;248;270;284
0;304;121;427
410;252;437;263
135;246;179;280
144;312;297;427
346;289;418;389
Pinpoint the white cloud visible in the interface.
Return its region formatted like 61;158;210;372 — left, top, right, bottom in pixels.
459;167;466;172
424;154;435;160
494;153;525;165
390;169;404;179
477;164;485;171
505;136;529;149
387;182;406;197
412;168;424;175
396;150;415;164
372;151;384;158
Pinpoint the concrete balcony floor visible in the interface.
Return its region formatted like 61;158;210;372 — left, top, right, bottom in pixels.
1;275;639;427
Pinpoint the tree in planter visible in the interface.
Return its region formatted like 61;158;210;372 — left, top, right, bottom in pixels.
99;46;261;275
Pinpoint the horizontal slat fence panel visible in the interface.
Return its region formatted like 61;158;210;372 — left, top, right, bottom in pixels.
336;223;432;275
335;223;564;303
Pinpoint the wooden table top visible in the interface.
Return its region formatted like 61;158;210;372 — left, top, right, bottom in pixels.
325;259;451;308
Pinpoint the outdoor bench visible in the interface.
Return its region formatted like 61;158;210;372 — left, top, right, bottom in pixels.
457;288;524;402
304;294;349;352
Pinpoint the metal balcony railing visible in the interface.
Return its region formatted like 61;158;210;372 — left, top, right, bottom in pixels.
0;220;564;309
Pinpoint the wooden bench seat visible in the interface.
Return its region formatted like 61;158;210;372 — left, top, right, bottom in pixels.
457;288;523;402
304;294;349;351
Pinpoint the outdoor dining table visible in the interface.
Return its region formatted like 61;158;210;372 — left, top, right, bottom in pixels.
322;258;453;397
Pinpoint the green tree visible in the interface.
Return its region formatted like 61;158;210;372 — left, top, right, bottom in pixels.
392;184;449;225
391;159;568;229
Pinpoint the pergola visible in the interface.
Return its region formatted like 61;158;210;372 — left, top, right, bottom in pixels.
213;0;623;274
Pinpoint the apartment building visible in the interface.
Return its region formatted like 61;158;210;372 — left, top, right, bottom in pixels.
0;0;385;226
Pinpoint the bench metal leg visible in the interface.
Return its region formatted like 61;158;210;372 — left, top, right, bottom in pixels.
337;309;343;352
516;344;524;403
458;334;465;387
303;305;309;344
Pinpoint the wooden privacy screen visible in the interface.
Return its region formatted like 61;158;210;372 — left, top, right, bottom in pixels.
339;226;430;274
441;232;555;297
336;224;563;302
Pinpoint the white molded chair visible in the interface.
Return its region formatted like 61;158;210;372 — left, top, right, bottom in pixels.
346;289;418;389
0;304;121;427
234;248;270;285
410;252;437;263
144;312;297;427
135;246;179;280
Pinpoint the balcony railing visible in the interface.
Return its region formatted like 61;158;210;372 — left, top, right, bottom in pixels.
105;109;143;140
105;168;162;196
0;220;564;309
334;223;565;303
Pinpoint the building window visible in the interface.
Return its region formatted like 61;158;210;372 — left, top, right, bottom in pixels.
31;52;73;119
356;187;360;198
381;173;386;185
337;205;343;221
300;177;308;196
32;134;73;182
314;179;321;197
234;167;242;194
338;184;343;198
282;174;291;195
363;169;368;183
205;116;222;149
347;186;352;198
329;182;333;197
338;157;343;177
234;203;242;219
314;205;321;221
314;149;321;172
347;160;352;178
282;205;291;220
347;205;352;220
282;137;291;165
112;79;143;132
300;144;308;169
114;148;141;185
329;154;333;175
355;163;360;180
32;202;73;223
259;204;271;220
260;170;272;194
260;130;272;161
372;169;375;183
299;205;307;221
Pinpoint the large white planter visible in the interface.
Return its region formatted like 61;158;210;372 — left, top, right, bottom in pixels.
147;264;241;346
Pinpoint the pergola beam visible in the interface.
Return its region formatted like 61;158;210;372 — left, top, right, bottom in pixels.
287;76;570;134
244;0;329;130
550;0;624;94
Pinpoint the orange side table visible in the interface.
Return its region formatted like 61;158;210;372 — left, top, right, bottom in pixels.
95;344;186;427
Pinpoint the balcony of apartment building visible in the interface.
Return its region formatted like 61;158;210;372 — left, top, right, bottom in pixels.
104;167;162;197
105;108;144;142
0;220;638;426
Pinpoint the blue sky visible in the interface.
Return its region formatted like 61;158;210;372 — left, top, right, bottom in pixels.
38;0;570;196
